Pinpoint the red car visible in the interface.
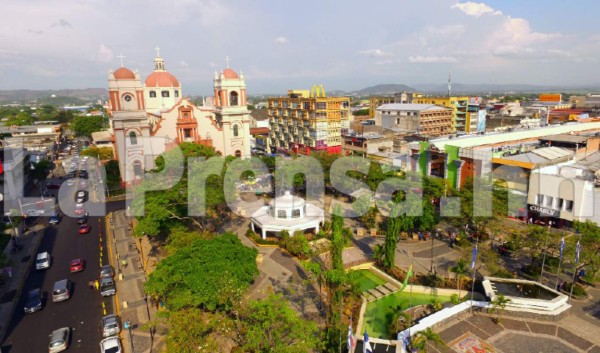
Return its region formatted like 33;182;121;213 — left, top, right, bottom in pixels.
79;224;90;234
70;258;85;273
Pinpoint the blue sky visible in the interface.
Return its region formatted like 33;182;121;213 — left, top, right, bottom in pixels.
0;0;599;95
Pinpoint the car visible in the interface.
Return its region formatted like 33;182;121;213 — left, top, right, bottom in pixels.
100;265;115;279
79;224;91;234
100;336;122;353
66;179;75;187
48;327;70;353
75;190;88;203
23;288;42;313
77;214;88;224
74;204;86;215
69;258;85;273
36;252;51;270
49;214;60;225
100;278;116;297
101;314;121;337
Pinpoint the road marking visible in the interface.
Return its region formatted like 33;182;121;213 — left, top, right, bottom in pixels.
105;213;126;347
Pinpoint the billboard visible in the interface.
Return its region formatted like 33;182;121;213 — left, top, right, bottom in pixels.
539;94;562;103
468;96;482;105
477;110;486;132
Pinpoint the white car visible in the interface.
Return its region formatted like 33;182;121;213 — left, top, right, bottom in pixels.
36;252;51;270
100;336;122;353
49;327;70;353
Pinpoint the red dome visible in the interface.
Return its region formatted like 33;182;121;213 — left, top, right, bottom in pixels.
222;68;239;79
145;71;180;87
113;67;136;80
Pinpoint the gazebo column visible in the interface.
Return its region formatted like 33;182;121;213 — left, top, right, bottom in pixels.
315;223;319;234
251;223;255;232
261;228;267;240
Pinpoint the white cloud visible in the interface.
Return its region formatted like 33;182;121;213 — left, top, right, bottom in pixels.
452;2;502;17
358;49;392;57
51;19;72;28
97;44;113;63
179;61;189;68
208;62;219;68
408;56;457;63
275;36;288;44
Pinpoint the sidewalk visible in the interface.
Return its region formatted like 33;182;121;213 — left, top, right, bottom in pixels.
106;210;165;353
0;222;45;343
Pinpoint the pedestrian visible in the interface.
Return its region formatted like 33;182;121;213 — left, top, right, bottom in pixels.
94;279;99;290
88;280;94;290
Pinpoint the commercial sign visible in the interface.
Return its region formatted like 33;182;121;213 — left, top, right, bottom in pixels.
539;94;562;103
529;204;558;217
477;109;486;133
468;97;482;105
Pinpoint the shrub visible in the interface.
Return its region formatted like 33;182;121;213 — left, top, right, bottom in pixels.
281;232;311;259
246;229;278;245
450;294;460;304
564;282;587;297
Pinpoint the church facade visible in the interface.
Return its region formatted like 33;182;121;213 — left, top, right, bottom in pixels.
107;51;251;184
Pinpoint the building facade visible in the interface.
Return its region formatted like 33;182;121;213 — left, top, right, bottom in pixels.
375;103;453;137
411;96;470;133
268;87;350;155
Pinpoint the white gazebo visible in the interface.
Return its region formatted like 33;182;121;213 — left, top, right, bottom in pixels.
250;191;324;239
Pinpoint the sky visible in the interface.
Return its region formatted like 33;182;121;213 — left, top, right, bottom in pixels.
1;0;600;95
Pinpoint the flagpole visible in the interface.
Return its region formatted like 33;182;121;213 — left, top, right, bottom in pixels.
538;226;550;284
469;236;479;313
554;236;565;289
569;237;581;299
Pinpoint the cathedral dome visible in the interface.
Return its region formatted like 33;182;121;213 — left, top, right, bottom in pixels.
222;68;239;79
145;71;180;87
113;67;136;80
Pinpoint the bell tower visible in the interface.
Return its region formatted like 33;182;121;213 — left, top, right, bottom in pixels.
213;60;251;158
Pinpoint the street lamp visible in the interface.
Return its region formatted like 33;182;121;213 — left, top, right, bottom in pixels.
430;198;436;273
124;320;134;353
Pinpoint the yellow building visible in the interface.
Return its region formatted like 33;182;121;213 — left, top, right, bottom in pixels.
412;96;470;133
368;97;395;118
268;85;350;155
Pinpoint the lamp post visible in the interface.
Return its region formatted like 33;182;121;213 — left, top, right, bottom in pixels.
430;198;435;273
124;320;134;353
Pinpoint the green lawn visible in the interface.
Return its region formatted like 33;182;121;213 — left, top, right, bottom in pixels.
363;291;451;339
350;269;387;292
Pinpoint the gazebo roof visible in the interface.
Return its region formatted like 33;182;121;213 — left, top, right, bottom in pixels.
269;191;305;209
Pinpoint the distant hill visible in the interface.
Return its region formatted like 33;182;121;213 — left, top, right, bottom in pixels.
0;88;107;105
412;83;600;95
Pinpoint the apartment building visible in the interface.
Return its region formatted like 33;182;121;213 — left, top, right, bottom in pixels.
411;96;470;133
374;103;453;137
268;87;350;155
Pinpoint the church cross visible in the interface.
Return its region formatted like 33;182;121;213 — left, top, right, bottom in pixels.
117;54;126;67
155;46;161;57
225;55;230;68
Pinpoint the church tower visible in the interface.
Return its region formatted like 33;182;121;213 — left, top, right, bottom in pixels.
213;61;251;158
108;64;152;184
144;47;182;113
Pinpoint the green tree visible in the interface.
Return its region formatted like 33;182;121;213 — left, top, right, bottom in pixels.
489;294;511;323
81;146;114;160
145;233;258;311
238;294;322;353
330;210;345;271
5;111;34;126
70;115;105;137
412;327;445;352
29;159;51;181
450;258;469;297
573;221;600;280
165;308;233;353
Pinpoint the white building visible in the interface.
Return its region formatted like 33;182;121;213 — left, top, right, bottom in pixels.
250;191;324;239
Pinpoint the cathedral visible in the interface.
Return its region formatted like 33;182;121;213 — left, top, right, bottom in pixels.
107;49;251;184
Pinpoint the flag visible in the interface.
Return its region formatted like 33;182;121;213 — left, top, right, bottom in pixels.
575;240;580;264
471;244;478;270
400;264;413;292
559;237;565;261
363;331;373;353
347;324;355;351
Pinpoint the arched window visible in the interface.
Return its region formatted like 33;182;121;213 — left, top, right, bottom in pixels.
149;91;156;98
174;90;179;98
235;150;242;158
230;91;239;106
161;90;170;98
129;131;137;145
233;124;239;137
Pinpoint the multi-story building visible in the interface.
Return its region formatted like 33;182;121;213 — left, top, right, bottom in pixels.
374;104;453;137
411;96;470;133
268;87;350;155
367;91;414;118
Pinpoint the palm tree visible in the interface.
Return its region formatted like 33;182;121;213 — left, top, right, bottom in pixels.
412;327;445;352
450;258;469;298
372;244;385;265
489;294;511;323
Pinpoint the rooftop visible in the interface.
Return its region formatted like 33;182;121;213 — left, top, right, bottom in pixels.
539;133;591;144
376;103;452;111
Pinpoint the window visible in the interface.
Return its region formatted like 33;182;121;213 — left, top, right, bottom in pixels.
545;196;553;207
161;91;170;98
536;194;544;205
233;124;239;137
129;132;137;145
303;102;311;110
174;90;179;98
564;200;573;212
184;129;192;139
277;210;287;219
149;91;156;98
292;209;300;218
230;91;238;106
133;161;142;178
556;198;563;210
235;150;242;158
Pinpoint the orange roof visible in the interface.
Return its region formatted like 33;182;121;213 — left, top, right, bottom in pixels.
222;68;239;79
113;67;136;80
145;71;180;87
250;127;269;135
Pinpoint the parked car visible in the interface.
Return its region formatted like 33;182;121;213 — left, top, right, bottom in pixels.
48;327;70;353
100;278;116;297
36;252;51;270
52;279;71;302
69;258;85;273
100;265;115;279
23;288;42;313
101;314;121;337
77;214;88;224
75;190;88;203
100;336;122;353
79;224;91;234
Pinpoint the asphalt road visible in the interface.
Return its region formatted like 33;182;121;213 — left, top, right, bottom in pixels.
1;199;124;353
